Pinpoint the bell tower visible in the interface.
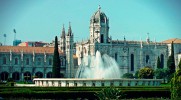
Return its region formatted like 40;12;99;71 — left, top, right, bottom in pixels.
89;6;109;44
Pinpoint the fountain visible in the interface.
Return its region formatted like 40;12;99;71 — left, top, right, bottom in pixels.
75;51;120;79
34;51;163;87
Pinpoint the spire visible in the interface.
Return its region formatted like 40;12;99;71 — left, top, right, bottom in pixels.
61;24;65;38
98;5;101;11
67;22;72;36
140;37;143;48
146;33;150;43
124;35;126;41
154;37;157;49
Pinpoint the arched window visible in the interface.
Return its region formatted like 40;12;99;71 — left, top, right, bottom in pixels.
35;72;43;78
146;55;149;63
26;58;29;65
161;54;164;68
15;58;18;65
115;53;118;62
24;71;31;81
49;59;52;65
3;57;6;64
131;54;134;71
0;72;9;80
12;72;20;81
46;72;52;78
101;34;104;43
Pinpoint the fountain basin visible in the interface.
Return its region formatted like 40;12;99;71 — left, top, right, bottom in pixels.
34;78;163;87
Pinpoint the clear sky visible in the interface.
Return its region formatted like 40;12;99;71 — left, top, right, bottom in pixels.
0;0;181;45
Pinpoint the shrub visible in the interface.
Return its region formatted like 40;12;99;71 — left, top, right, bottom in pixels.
122;73;134;79
138;67;154;79
95;87;123;99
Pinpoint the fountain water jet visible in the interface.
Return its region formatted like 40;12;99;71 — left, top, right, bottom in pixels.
75;51;121;79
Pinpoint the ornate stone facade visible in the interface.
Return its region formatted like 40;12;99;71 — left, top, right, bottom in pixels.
75;7;181;77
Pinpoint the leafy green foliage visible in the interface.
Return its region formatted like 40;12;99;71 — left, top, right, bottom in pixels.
52;36;60;78
122;73;134;79
134;71;139;79
138;67;154;79
154;68;169;79
167;41;175;75
95;87;123;100
157;56;161;69
178;59;181;69
171;69;181;99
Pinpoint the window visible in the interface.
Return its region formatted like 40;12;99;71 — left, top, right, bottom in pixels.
15;58;18;65
160;54;164;68
3;57;6;64
49;59;52;65
115;53;117;61
101;34;104;43
26;58;29;65
37;58;41;65
146;55;149;63
131;54;134;71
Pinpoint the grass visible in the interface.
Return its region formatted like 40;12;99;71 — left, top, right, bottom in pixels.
0;86;171;99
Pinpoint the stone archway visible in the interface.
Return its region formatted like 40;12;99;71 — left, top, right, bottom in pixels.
12;72;20;81
35;72;43;78
46;72;52;78
24;71;31;81
0;72;9;80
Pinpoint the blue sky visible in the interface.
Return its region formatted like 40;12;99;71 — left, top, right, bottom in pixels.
0;0;181;45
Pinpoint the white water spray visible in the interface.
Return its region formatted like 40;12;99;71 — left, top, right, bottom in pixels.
75;51;120;79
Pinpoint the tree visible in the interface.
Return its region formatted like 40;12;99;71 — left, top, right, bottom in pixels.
52;36;60;78
138;66;154;79
167;41;175;75
154;68;169;79
171;69;181;99
157;56;161;69
178;59;181;69
134;71;139;79
122;73;134;79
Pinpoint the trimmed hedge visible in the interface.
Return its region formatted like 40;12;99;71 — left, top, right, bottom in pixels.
0;86;170;99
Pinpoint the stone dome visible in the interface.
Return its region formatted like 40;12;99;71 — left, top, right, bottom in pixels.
91;6;108;23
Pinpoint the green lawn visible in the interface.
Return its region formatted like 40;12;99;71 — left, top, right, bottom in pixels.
0;86;170;99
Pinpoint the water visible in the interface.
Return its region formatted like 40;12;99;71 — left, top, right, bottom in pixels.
75;51;120;79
